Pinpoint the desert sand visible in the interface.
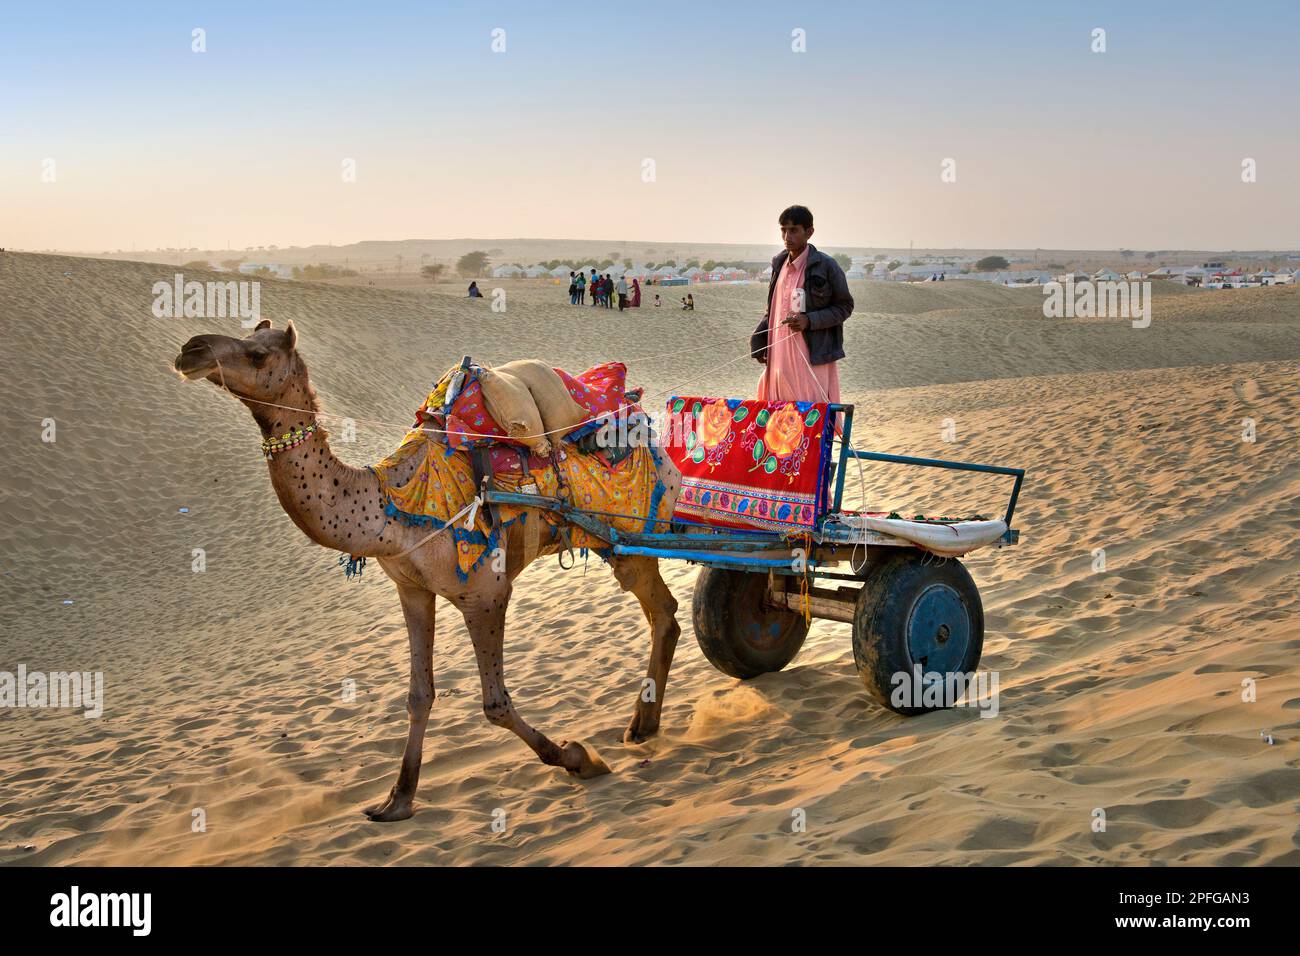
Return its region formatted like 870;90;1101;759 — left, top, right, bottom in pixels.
1;251;1297;865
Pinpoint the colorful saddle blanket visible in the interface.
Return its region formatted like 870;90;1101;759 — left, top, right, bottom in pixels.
415;361;634;450
371;430;671;580
664;396;835;533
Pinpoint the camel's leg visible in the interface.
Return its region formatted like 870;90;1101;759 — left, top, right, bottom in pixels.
461;587;611;779
610;556;681;744
364;584;436;822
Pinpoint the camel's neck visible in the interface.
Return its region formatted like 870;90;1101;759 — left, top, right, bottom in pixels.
254;374;406;559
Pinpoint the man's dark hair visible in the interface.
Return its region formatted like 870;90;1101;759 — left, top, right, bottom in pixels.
778;205;814;228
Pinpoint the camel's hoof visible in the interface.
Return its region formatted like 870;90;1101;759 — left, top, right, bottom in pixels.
363;798;414;822
559;740;612;779
623;715;660;745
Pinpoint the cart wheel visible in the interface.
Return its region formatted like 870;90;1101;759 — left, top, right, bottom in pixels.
692;568;809;679
852;550;983;715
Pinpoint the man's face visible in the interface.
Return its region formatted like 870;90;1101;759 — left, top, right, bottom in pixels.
780;222;813;254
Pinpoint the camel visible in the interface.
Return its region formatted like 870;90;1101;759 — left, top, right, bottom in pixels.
174;320;683;821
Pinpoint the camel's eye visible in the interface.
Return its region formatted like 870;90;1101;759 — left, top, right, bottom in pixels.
249;348;269;367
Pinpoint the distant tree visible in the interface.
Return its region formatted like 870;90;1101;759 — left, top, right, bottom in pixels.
874;254;887;261
623;259;633;269
292;263;359;280
181;259;210;270
975;255;1009;271
421;263;447;281
607;251;622;261
702;260;718;271
597;259;614;269
832;253;852;271
457;251;489;277
1144;251;1157;260
220;258;244;270
685;259;700;269
645;261;658;270
1119;249;1133;259
1046;263;1066;271
886;260;902;271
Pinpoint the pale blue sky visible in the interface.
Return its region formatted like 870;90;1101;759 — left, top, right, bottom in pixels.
3;0;1297;250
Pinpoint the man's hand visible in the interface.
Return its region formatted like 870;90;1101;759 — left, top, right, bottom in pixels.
781;313;810;332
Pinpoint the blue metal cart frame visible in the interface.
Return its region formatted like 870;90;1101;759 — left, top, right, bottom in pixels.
482;400;1025;709
483;402;1024;578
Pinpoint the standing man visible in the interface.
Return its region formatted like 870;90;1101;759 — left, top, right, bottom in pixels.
750;204;853;409
616;273;629;311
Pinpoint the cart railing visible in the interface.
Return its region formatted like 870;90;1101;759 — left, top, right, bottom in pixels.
826;403;1025;540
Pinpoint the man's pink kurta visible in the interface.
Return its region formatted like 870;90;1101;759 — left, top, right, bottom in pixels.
757;247;841;407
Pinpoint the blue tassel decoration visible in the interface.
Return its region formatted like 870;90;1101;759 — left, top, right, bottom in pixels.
339;554;367;580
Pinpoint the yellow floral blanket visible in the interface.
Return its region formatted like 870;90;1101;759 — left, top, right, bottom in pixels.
370;429;671;580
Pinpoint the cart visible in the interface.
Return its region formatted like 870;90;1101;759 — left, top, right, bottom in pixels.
481;401;1025;715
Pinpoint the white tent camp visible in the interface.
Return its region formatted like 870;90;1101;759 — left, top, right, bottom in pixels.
524;265;549;278
549;265;572;278
491;264;523;278
1126;270;1145;280
1093;268;1122;281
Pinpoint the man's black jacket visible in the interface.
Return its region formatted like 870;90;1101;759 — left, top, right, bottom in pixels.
750;243;854;366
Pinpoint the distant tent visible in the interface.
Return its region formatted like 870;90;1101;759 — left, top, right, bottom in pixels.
1093;268;1122;281
549;265;572;278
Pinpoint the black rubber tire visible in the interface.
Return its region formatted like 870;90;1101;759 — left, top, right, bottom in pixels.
692;567;810;679
852;550;984;715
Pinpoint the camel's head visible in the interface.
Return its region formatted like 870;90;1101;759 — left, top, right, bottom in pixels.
174;320;306;424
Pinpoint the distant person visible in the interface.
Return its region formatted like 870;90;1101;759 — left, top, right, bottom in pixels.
616;274;629;311
568;271;578;304
575;270;586;303
590;269;600;306
604;274;615;309
467;281;483;298
750;204;854;414
685;293;695;310
630;277;642;307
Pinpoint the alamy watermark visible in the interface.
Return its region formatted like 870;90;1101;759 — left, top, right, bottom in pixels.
1;664;104;718
152;273;261;327
890;666;1000;717
1042;276;1150;328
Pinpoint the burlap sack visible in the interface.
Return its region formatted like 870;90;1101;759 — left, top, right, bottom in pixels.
493;360;588;436
477;367;551;457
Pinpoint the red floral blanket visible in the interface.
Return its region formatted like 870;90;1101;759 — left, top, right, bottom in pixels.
664;396;835;533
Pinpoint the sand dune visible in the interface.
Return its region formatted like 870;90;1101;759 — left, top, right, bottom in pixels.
1;251;1298;865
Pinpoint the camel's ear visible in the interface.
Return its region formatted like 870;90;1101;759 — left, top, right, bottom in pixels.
254;319;271;331
284;320;298;350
